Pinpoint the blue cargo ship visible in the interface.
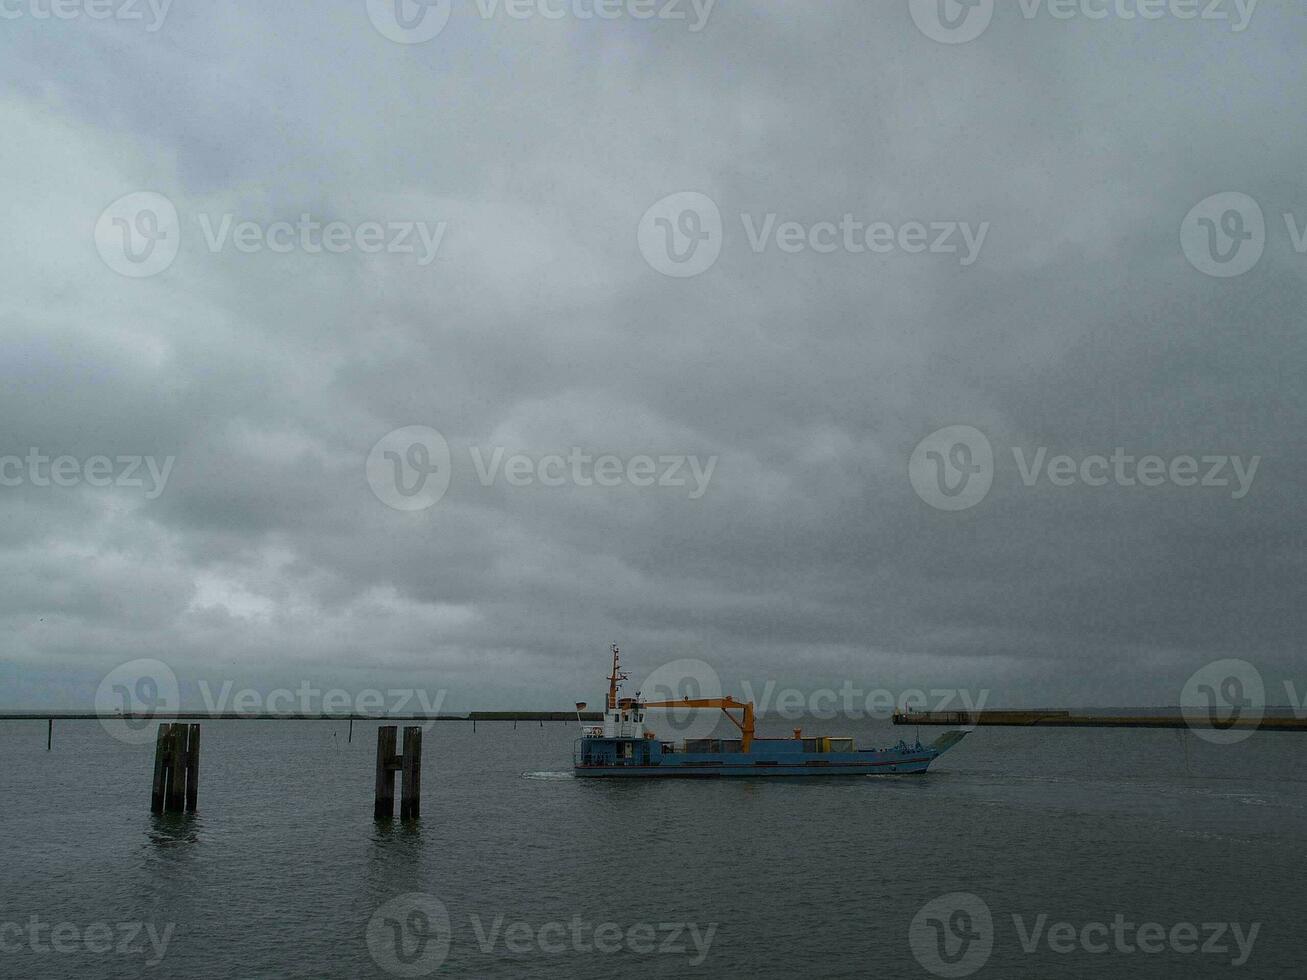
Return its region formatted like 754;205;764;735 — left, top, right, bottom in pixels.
573;646;968;778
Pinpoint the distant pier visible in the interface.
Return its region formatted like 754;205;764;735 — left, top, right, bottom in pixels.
893;710;1307;731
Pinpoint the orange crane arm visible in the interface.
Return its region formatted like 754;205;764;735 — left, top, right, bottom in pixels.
639;697;756;752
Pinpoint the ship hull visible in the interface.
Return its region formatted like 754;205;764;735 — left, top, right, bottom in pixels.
572;734;965;778
573;758;936;777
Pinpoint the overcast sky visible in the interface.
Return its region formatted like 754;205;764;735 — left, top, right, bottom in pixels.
1;0;1302;712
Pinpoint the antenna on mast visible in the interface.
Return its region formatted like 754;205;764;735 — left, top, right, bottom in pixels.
606;642;628;711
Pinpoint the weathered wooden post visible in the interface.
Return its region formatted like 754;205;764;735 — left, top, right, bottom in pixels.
400;726;422;820
151;725;169;813
165;723;186;813
47;718;52;750
150;723;199;814
374;725;398;819
348;717;353;743
184;724;200;813
374;725;422;821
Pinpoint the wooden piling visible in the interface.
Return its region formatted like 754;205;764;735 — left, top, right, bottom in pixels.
184;724;200;813
47;718;51;750
375;724;422;821
151;723;199;814
374;725;398;820
348;717;353;743
400;726;422;821
151;724;169;813
165;724;187;813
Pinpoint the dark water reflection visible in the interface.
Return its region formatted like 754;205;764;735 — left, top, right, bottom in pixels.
2;718;1303;978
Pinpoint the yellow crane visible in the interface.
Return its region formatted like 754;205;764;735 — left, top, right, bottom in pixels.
639;696;756;752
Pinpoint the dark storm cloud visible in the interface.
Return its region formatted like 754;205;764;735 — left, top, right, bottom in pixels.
0;1;1303;710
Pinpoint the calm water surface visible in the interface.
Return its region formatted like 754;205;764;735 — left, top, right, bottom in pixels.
1;718;1303;978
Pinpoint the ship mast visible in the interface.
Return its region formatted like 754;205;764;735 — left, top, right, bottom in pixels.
606;643;628;710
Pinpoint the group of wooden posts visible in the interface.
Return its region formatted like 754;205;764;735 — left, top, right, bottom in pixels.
149;722;423;819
